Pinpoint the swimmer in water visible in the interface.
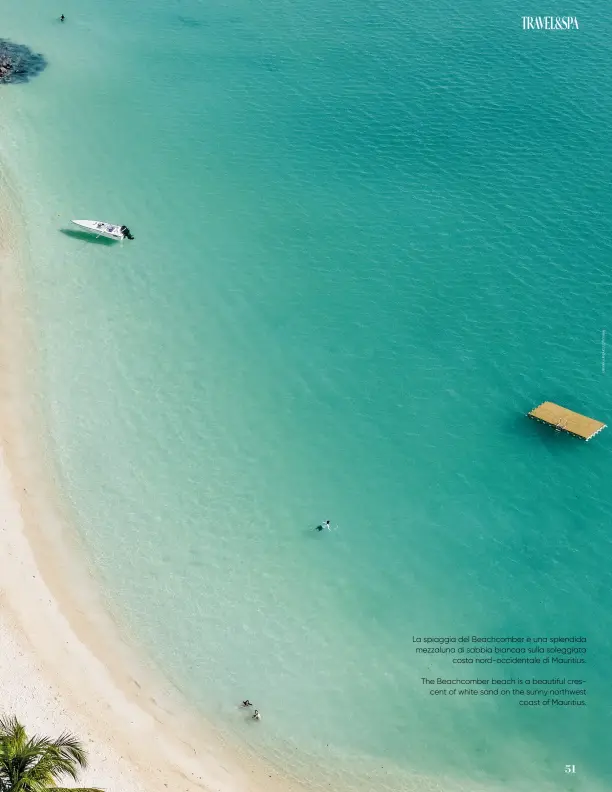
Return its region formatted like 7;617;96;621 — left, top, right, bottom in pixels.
242;700;252;707
316;520;331;532
253;710;261;720
60;14;65;21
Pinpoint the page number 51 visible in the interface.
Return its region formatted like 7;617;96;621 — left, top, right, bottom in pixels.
565;765;576;774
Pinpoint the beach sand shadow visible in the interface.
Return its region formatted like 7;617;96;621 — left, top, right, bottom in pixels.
60;228;119;246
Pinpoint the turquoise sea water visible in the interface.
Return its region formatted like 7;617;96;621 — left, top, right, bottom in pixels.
1;1;612;789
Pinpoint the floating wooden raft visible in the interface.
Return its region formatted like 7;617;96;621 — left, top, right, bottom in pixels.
528;402;606;441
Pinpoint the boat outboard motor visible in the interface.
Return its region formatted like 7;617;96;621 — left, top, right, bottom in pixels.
120;225;134;240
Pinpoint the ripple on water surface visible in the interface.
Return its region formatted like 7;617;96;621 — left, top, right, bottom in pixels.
1;0;612;789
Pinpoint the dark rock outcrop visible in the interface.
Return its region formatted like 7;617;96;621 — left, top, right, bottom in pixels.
0;39;47;84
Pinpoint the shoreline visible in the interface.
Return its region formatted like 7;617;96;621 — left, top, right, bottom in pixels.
2;142;601;792
0;156;445;792
0;166;591;792
0;167;311;792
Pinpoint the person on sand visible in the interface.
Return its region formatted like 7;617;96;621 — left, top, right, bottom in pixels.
242;700;252;707
253;709;261;721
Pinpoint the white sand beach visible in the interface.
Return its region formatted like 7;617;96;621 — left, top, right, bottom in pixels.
0;182;308;792
0;445;287;792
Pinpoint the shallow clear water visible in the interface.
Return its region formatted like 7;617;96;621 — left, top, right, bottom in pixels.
1;0;612;789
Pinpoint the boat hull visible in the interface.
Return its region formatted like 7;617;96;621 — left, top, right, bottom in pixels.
72;219;125;240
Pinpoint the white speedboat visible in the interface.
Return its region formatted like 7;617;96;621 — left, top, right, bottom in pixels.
72;219;134;240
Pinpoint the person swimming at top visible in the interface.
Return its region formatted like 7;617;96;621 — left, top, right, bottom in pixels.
242;700;252;707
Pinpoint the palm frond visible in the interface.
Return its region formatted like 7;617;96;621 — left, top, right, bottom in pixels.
49;734;89;772
52;787;103;792
0;718;27;753
18;749;76;786
0;717;103;792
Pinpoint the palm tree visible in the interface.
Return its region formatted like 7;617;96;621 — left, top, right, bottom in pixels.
0;716;102;792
